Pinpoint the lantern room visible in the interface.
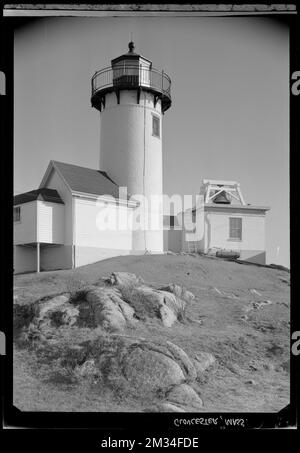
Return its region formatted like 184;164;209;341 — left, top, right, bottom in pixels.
111;41;152;87
91;42;172;113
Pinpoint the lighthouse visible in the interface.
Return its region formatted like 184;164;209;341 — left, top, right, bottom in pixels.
13;41;271;273
91;42;172;253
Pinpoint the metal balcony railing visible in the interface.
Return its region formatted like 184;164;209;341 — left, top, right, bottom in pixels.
91;65;171;111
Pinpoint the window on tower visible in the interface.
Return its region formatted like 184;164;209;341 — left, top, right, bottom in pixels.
152;115;160;138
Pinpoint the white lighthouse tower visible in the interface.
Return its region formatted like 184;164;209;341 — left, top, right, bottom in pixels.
91;42;172;253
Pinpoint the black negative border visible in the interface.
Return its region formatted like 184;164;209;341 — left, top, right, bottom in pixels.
0;0;299;436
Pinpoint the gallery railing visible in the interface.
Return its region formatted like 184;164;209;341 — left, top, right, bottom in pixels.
91;65;171;102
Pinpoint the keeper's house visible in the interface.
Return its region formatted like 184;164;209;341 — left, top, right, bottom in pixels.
13;160;138;274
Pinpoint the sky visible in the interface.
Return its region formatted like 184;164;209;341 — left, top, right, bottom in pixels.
14;16;290;267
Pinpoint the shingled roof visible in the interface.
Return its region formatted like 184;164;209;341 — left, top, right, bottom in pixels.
14;188;64;206
49;161;128;200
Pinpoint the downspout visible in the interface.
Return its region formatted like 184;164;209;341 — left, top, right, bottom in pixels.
36;201;40;272
72;195;76;268
37;242;40;273
143;90;148;252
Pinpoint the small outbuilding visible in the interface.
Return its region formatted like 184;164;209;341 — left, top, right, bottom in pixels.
179;180;270;264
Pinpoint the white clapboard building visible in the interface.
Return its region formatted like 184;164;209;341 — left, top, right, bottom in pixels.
14;161;141;273
179;180;270;264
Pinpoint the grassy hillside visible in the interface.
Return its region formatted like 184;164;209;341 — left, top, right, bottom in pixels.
13;254;290;412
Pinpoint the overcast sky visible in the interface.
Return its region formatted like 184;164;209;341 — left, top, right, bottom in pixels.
14;16;290;267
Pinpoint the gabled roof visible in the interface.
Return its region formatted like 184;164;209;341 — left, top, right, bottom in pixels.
14;188;64;206
40;160;130;201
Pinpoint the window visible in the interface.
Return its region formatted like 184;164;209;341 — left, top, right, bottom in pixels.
14;206;21;222
229;217;242;240
152;115;160;138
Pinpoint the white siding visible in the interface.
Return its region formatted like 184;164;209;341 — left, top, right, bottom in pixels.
37;200;64;244
205;211;266;252
181;207;267;263
14;201;37;244
75;246;133;267
181;209;205;253
14;199;65;245
74;197;134;267
74;197;133;249
43;168;73;245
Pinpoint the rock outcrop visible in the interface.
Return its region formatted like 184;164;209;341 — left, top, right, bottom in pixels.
84;335;210;411
13;272;217;411
103;271;144;287
105;272;194;327
165;383;203;410
86;287;136;331
14;272;194;332
193;351;216;374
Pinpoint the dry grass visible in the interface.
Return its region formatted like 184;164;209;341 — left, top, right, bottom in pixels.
13;254;290;412
13;347;144;412
65;274;90;303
